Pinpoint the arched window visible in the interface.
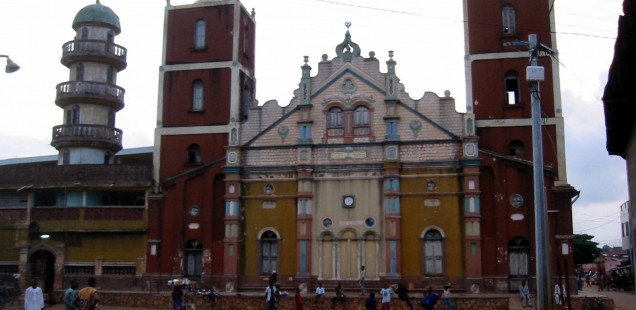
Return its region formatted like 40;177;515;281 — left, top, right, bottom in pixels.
423;229;444;276
260;230;278;275
505;70;520;105
185;239;203;277
241;85;251;121
195;20;206;49
187;144;201;164
353;105;370;135
502;5;516;35
508;140;524;157
327;107;344;136
192;80;204;111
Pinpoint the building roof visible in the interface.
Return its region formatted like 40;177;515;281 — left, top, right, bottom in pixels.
72;0;121;34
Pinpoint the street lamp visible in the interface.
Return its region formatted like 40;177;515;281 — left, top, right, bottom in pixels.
0;55;20;73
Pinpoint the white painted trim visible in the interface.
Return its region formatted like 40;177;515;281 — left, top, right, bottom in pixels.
156;125;233;136
476;117;558;127
466;51;528;61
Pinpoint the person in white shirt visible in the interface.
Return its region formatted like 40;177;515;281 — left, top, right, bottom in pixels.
24;280;44;310
315;283;325;298
380;285;393;309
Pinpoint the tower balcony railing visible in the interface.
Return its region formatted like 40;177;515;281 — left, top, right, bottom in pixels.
51;124;123;152
56;81;125;110
61;39;127;70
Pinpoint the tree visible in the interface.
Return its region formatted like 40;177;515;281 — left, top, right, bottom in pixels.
573;234;601;265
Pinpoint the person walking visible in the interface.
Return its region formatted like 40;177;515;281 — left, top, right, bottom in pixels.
380;284;393;309
24;280;44;310
394;283;413;310
442;283;453;310
365;292;377;310
294;287;303;310
64;279;79;310
0;279;6;309
75;277;98;310
265;281;276;310
171;285;183;310
358;265;366;295
418;287;439;310
0;279;7;309
11;275;19;306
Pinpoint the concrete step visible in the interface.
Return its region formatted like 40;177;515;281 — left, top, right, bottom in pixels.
509;294;534;309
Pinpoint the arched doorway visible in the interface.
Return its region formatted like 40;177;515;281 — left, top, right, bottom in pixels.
29;249;55;295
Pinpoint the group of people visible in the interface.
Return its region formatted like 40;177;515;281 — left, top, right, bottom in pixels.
364;283;453;310
267;276;455;310
20;277;98;310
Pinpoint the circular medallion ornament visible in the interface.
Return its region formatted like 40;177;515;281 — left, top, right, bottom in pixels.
510;194;524;208
323;218;333;228
365;217;375;227
190;205;200;217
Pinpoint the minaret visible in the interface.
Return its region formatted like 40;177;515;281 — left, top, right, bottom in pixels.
51;1;127;165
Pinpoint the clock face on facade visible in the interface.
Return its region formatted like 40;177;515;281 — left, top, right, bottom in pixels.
343;195;355;207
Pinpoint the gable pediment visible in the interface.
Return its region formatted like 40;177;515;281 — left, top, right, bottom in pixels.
311;64;385;104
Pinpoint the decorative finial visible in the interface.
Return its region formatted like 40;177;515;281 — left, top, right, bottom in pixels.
96;0;100;3
345;21;351;30
388;50;394;59
303;56;309;64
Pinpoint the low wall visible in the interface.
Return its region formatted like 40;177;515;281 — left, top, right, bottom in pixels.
52;291;615;309
53;291;509;309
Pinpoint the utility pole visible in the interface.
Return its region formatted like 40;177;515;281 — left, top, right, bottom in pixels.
527;33;553;310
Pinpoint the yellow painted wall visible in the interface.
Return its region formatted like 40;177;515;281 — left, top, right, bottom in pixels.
243;181;297;277
64;233;146;263
399;168;464;278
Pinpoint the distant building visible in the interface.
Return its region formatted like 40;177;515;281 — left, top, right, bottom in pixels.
0;1;152;293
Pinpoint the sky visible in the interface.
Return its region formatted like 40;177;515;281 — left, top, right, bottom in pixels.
0;0;627;247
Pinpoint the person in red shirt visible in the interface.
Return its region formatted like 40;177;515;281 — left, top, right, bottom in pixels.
295;287;303;310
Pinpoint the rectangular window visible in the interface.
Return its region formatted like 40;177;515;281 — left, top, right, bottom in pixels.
298;199;310;214
299;124;312;143
64;264;95;275
509;250;529;276
386;121;399;140
102;264;136;276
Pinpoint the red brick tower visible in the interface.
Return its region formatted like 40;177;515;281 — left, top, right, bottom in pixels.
147;0;255;289
463;0;578;293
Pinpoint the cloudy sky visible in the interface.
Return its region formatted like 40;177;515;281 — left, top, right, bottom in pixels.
0;0;626;247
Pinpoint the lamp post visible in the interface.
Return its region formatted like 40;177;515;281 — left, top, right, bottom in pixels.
0;55;20;73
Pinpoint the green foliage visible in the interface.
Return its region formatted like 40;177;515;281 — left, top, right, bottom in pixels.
573;234;601;265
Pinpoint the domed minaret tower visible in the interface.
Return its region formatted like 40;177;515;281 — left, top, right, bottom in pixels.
51;0;127;165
